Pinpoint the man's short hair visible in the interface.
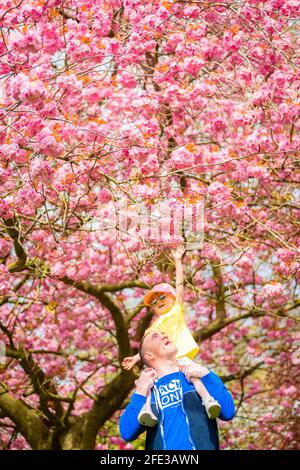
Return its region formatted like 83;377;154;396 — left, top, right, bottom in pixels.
138;332;151;367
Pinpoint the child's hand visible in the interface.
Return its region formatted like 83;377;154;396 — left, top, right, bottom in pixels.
122;356;138;370
171;244;185;261
180;362;210;380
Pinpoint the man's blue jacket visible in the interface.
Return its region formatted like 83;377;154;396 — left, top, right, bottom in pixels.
119;369;235;450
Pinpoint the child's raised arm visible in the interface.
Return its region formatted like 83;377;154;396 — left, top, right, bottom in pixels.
171;244;186;305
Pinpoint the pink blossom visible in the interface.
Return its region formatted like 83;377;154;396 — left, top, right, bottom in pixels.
15;185;44;216
283;385;297;395
0;264;11;296
56;74;82;94
11;30;41;53
140;155;159;174
175;41;199;58
98;188;112;203
165;33;184;53
202;245;220;261
231;293;244;306
0;199;13;220
9;73;47;110
262;282;284;299
40;22;64;54
236;249;255;269
181;56;204;76
0;143;23;163
0;167;12;185
30;159;54;183
277;249;296;262
118;71;137;89
208;182;232;203
248;165;270;182
261;317;272;328
264;357;276;365
202;279;217;291
32;129;64;158
186;24;207;41
223;30;243;52
169;147;195;170
261;412;273;421
0;238;13;257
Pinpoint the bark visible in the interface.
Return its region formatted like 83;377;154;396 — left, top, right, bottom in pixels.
0;384;51;450
80;370;137;450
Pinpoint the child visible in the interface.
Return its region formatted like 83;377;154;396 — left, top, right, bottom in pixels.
122;244;221;427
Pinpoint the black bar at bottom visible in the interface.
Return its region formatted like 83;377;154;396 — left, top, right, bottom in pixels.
0;449;298;467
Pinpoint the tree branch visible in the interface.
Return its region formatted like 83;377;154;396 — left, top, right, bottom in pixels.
5;347;65;428
0;383;51;450
195;310;265;342
211;261;227;321
57;276;143;363
220;361;265;383
80;370;137;450
4;218;27;272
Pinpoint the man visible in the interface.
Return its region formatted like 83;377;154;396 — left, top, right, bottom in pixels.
119;331;235;450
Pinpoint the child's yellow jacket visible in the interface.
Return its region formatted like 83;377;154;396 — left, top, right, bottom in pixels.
145;299;199;359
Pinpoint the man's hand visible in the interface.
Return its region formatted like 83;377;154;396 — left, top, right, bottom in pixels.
134;368;157;397
171;244;185;261
179;360;210;382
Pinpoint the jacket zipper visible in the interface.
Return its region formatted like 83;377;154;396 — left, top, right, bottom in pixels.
153;385;166;450
153;373;196;450
179;373;196;450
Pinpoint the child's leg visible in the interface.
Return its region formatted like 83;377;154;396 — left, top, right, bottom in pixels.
145;390;152;408
191;377;221;419
137;388;158;427
177;356;221;419
190;377;210;400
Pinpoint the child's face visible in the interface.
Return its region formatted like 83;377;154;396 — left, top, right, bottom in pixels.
151;293;175;315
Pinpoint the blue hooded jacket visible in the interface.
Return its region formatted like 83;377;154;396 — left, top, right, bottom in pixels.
119;369;235;450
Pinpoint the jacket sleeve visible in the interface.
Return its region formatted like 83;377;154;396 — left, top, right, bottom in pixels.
119;393;147;442
200;370;235;421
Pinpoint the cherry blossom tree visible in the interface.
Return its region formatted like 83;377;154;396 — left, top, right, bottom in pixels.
0;0;299;450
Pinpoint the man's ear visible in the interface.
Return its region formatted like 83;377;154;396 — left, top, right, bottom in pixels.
144;351;155;363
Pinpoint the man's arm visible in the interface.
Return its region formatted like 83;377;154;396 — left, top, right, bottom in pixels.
201;369;235;421
119;369;156;442
119;393;147;441
181;362;235;421
171;244;185;305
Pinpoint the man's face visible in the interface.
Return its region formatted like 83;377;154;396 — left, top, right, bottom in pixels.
151;292;175;315
142;331;177;366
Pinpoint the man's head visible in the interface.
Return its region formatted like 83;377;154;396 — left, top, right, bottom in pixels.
139;331;177;369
